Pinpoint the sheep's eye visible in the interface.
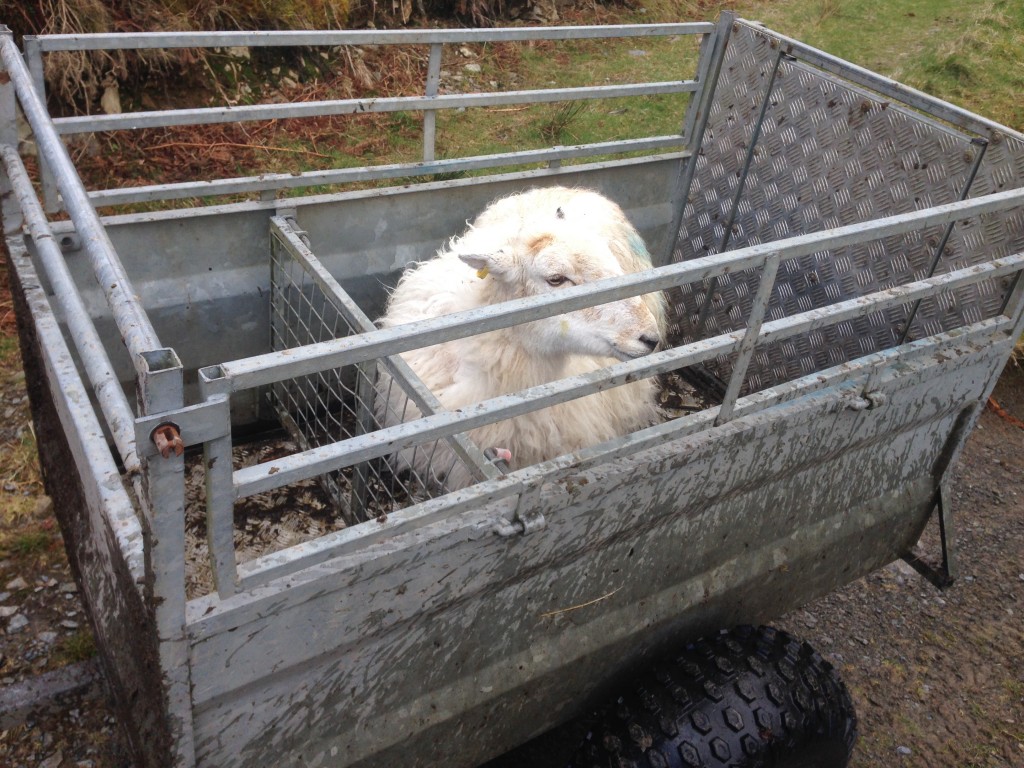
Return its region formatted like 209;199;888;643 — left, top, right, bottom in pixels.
546;274;570;286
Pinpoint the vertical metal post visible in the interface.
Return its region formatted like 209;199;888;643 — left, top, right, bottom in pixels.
663;12;734;267
423;43;443;164
0;37;20;238
715;252;781;425
679;25;715;148
200;392;239;599
137;348;196;768
350;361;378;521
694;49;787;335
897;137;988;345
22;36;59;213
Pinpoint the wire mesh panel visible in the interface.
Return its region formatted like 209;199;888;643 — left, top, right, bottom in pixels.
268;220;483;524
669;20;1024;395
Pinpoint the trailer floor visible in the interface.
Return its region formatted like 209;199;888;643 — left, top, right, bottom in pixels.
0;362;1021;768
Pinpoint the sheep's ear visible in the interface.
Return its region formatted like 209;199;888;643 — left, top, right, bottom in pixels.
459;252;509;280
459;253;489;271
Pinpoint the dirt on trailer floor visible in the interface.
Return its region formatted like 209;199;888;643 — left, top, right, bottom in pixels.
0;361;1022;767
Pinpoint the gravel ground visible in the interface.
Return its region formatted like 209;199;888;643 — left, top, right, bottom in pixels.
0;362;1021;767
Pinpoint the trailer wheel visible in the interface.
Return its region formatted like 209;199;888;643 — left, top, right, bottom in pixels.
572;625;857;768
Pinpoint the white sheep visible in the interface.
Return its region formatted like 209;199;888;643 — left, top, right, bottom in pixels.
376;185;665;489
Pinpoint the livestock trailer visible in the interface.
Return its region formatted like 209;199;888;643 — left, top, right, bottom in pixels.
2;12;1023;767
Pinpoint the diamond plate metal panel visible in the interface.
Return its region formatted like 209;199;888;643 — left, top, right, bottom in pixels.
669;21;1024;394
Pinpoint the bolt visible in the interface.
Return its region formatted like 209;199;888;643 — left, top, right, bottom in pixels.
151;424;184;458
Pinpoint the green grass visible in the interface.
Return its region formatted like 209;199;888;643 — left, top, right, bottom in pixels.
8;530;51;556
679;0;1023;131
56;629;98;664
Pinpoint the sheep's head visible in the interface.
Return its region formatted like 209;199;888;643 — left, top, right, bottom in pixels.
458;227;661;362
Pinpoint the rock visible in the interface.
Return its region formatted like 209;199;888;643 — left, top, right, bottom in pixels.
38;631;59;644
896;745;912;756
7;613;29;633
100;82;122;116
60;582;78;594
34;496;54;516
0;605;18;618
464;63;482;74
5;576;28;591
39;750;64;768
60;620;80;630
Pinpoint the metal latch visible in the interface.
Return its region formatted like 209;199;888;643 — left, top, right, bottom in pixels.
494;481;547;537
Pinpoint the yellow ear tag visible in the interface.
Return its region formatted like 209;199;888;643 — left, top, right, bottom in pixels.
476;267;490;279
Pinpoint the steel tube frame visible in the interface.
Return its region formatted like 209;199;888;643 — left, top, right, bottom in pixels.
86;141;690;207
52;81;698;134
219;252;1024;500
29;23;714;52
203;186;1024;393
224;314;1014;591
0;31;162;362
21;23;711;208
0;146;140;474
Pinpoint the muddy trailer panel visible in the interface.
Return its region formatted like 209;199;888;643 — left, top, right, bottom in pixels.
2;15;1024;768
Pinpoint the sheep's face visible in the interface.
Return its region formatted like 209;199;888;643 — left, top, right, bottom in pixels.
459;230;661;361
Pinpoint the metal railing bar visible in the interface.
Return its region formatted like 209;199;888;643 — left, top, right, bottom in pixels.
0;145;141;474
0;34;162;361
227;253;1024;498
715;251;781;425
217;315;1013;593
29;23;715;52
757;254;1024;344
205;186;1024;393
85;139;690;206
53;81;699;134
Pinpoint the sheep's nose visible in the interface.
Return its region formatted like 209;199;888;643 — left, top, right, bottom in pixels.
639;333;660;352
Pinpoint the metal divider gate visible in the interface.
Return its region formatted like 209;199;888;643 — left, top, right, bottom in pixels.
267;216;497;524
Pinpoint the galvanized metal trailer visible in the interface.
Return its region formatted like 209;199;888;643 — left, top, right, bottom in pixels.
2;12;1023;768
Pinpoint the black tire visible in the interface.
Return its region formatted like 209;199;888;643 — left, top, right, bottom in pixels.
571;625;857;768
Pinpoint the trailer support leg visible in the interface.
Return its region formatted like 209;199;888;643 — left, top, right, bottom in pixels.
901;480;957;590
